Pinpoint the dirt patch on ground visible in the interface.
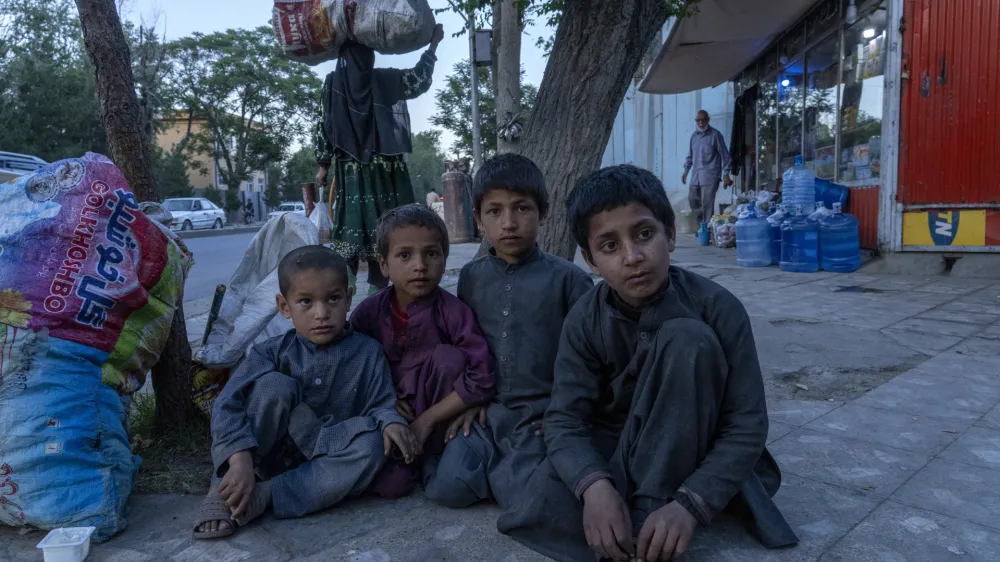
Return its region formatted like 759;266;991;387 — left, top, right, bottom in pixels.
764;362;920;402
129;393;213;495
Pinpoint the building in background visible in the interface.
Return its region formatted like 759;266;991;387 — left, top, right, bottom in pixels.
156;113;270;221
609;0;999;255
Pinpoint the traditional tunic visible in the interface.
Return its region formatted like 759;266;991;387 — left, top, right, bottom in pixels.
314;47;437;265
426;248;594;512
505;267;798;561
350;286;495;498
210;326;405;518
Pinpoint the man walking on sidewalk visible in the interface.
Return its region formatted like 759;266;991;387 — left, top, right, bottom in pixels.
682;110;733;224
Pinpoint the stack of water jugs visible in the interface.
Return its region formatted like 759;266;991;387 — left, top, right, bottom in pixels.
735;155;860;272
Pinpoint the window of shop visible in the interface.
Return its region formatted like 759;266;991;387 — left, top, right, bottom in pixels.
804;35;840;180
777;63;804;177
839;4;887;184
757;80;779;191
738;0;887;189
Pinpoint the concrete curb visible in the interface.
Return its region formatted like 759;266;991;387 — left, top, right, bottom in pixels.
176;225;262;240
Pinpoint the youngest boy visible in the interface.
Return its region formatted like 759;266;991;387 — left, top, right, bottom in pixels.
514;165;797;561
193;245;415;539
350;204;495;499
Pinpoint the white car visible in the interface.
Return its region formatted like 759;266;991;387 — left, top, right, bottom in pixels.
163;197;228;231
0;151;47;184
267;201;307;220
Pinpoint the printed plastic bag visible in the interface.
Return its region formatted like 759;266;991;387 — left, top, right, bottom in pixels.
0;153;191;541
273;0;346;66
272;0;435;65
197;213;318;369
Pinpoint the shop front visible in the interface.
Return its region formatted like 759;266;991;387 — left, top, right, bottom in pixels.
640;0;1000;254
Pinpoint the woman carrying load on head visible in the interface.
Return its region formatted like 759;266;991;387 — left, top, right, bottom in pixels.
314;23;444;296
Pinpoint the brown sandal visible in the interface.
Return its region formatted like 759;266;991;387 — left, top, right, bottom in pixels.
192;490;236;539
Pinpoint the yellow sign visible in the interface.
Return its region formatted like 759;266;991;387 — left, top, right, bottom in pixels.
903;210;986;246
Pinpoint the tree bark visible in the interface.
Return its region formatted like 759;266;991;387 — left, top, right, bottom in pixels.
521;0;670;260
75;0;195;430
494;0;522;155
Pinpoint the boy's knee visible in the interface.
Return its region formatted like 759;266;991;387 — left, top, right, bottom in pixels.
654;318;723;354
429;345;467;378
425;433;491;508
248;371;300;410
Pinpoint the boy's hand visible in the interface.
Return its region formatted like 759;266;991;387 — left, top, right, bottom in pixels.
383;423;418;463
582;479;633;560
409;413;436;452
218;450;255;521
396;399;415;422
445;406;487;442
635;501;697;561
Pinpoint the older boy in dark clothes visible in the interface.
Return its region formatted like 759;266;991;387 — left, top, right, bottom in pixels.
508;165;797;561
193;246;417;539
428;154;594;516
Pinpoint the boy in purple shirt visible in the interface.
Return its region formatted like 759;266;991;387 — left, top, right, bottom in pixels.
350;204;495;499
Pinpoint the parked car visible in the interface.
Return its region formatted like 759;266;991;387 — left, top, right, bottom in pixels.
267;201;307;220
162;197;228;231
0;151;47;184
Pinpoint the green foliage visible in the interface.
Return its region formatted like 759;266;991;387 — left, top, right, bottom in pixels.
203;186;223;207
431;60;538;159
406;130;447;204
152;146;194;199
168;27;321;192
265;164;284;208
223;187;242;214
280;147;315;202
0;0;108;161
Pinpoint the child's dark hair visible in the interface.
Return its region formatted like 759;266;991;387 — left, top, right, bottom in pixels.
472;153;549;216
567;164;676;254
277;245;349;295
376;203;450;258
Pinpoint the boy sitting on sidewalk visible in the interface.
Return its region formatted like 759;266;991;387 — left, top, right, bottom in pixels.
429;154;595;519
193;245;416;539
350;204;495;499
510;165;797;561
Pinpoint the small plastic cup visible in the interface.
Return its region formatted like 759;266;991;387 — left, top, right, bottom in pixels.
36;527;96;562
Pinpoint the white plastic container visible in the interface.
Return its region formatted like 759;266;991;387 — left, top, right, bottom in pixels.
36;527;95;562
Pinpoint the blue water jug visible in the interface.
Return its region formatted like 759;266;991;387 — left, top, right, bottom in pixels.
767;205;787;265
736;202;772;268
819;202;861;272
815;179;849;210
780;205;819;273
782;156;816;213
697;222;711;246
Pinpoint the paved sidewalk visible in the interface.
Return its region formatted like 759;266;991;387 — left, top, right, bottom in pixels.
3;238;999;561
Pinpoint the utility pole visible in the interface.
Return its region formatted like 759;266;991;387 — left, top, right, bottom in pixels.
468;7;482;174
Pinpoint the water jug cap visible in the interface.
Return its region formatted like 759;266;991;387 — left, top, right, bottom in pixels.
794;155;803;166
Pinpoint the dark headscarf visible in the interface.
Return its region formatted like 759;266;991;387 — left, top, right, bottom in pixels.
323;42;413;164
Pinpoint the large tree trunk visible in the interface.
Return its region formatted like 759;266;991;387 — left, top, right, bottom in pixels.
523;0;670;260
494;0;521;155
75;0;195;430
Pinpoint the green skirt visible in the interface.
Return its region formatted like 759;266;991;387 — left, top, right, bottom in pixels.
331;154;415;263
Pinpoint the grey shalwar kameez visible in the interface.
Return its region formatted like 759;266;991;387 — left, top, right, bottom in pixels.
424;248;593;516
505;267;798;561
210;327;406;518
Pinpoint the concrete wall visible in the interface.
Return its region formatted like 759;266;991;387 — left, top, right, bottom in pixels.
601;23;738;227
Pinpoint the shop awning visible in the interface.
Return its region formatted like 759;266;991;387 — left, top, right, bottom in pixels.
639;0;818;95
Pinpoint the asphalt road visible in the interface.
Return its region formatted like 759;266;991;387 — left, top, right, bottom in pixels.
183;232;256;302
